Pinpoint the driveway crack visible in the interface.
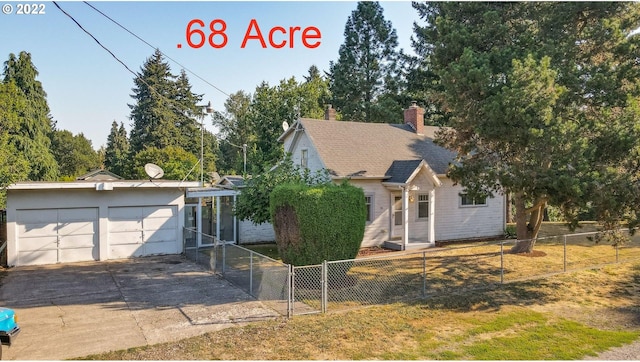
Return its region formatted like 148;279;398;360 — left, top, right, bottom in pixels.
107;264;149;345
51;301;66;327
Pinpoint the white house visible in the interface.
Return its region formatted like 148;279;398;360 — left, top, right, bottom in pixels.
278;103;506;250
5;179;200;266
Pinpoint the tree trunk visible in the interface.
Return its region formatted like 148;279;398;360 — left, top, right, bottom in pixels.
510;192;546;254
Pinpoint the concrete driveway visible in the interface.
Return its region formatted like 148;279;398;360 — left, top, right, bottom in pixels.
0;255;280;360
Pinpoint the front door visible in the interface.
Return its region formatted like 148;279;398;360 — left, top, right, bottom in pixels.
392;196;403;238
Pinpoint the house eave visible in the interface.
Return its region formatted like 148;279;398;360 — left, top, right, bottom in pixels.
332;175;390;181
186;187;240;198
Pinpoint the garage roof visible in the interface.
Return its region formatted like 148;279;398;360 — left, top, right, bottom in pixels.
7;180;201;190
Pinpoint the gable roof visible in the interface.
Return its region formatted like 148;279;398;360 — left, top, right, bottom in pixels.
282;118;456;179
75;169;123;181
215;175;245;188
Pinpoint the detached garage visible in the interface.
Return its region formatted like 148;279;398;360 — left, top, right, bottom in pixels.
5;180;199;266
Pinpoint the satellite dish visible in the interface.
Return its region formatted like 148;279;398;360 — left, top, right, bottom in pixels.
144;163;164;180
282;120;289;132
211;171;221;183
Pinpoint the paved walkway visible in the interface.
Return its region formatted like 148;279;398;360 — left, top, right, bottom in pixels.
584;339;640;360
0;255;279;360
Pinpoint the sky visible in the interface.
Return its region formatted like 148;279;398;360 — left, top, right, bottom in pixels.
1;0;424;149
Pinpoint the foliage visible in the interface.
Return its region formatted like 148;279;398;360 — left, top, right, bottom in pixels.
128;50;218;179
131;146;198;181
2;51;58;181
215;68;330;174
0;81;30;207
50;130;101;179
415;2;640;251
504;225;517;239
104;121;130;178
329;1;404;123
212;90;254;174
269;181;366;266
235;156;331;225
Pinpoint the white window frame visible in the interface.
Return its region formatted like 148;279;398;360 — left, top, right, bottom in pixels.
459;193;487;207
416;193;429;220
364;194;374;223
300;148;308;168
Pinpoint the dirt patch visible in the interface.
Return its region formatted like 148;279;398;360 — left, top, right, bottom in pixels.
513;250;547;258
357;247;394;258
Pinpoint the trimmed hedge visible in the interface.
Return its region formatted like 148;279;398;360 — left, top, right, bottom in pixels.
269;182;366;266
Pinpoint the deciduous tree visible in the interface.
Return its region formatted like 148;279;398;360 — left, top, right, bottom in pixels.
50;130;101;179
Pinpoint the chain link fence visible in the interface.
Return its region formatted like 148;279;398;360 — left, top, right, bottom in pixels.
183;227;640;317
183;228;292;316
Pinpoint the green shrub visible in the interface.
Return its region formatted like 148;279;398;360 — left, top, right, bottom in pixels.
270;182;366;266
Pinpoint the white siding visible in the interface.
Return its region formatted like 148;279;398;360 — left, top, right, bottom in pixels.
238;221;275;244
349;180;392;247
286;130;325;172
6;188;186;266
434;178;505;241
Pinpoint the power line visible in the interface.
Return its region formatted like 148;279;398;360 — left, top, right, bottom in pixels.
53;1;210;120
82;1;230;98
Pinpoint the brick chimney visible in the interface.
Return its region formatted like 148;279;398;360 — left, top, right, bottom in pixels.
324;104;336;121
404;101;425;135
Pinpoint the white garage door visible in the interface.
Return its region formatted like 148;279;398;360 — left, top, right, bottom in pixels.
108;206;179;259
16;208;98;265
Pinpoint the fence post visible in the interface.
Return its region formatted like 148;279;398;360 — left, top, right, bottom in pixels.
222;241;226;276
249;251;254;297
288;264;294;318
616;242;619;263
422;251;427;298
563;235;567;272
500;241;504;284
322;260;328;314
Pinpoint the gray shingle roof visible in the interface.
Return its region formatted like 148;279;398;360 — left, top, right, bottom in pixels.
297;119;456;178
385;160;424;183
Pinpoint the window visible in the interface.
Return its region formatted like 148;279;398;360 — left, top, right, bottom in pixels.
417;194;429;219
365;195;373;222
460;194;487;207
300;149;308;168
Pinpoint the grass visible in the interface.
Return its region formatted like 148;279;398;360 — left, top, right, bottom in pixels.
78;222;640;360
80;260;640;360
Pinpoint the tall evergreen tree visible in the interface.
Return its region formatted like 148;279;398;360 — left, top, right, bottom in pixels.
415;2;640;252
174;69;204;156
128;49;181;154
329;1;403;123
0;81;30;207
128;50;217;179
104;121;130;177
3;51;58;180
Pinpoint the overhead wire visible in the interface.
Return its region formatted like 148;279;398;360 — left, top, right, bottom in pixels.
52;1;214;121
81;1;230;98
